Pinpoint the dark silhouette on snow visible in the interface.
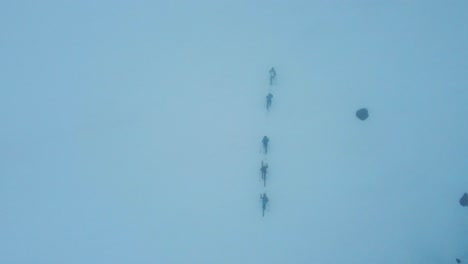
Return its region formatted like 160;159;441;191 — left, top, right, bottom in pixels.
260;193;269;217
262;136;269;154
269;67;276;85
260;161;268;187
456;259;461;263
266;93;273;111
460;193;468;207
356;108;369;121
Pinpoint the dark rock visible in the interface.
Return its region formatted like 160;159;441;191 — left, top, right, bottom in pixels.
456;258;461;263
356;108;369;121
460;193;468;207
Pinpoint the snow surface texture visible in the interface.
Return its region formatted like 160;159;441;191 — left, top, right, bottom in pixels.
1;1;468;264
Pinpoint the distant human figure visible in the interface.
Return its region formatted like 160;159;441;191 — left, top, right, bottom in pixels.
260;161;269;187
262;136;269;154
269;67;276;85
460;193;468;207
260;193;269;217
266;93;273;111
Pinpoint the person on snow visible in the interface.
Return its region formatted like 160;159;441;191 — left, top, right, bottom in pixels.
266;93;273;111
260;193;269;217
260;161;269;187
269;67;276;85
262;136;269;154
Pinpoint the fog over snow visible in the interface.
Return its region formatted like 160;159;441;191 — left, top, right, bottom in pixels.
1;1;468;263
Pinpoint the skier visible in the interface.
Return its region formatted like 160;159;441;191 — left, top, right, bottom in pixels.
260;161;268;187
262;136;269;154
269;67;276;85
260;193;269;217
266;93;273;111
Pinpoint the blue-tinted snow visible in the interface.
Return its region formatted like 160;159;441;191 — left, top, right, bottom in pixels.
1;1;468;263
